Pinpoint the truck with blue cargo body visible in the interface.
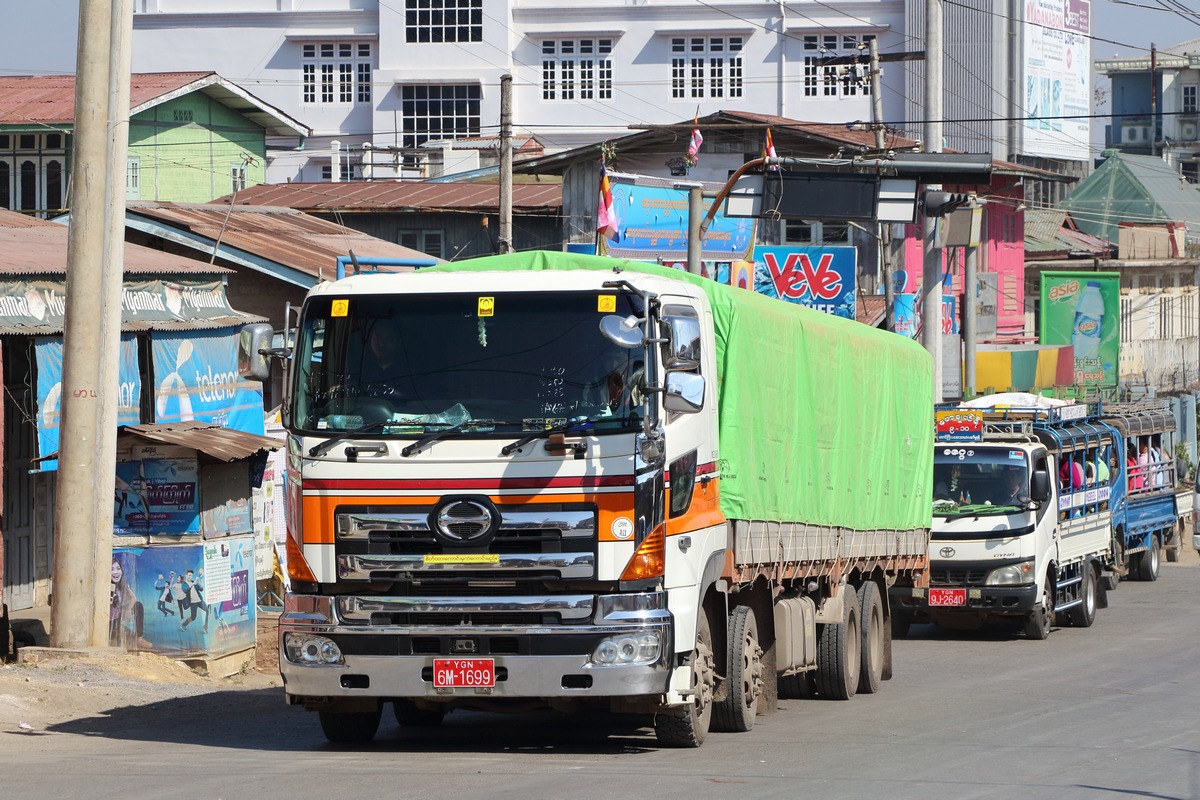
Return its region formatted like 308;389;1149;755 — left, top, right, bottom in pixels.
891;395;1183;640
240;250;933;747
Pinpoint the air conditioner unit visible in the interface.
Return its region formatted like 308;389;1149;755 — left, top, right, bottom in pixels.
1123;124;1150;143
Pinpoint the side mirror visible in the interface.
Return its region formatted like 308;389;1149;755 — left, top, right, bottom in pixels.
663;372;705;414
238;323;275;382
599;314;644;349
1031;469;1050;502
662;314;701;371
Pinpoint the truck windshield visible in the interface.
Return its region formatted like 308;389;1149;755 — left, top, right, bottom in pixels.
292;290;647;435
933;449;1030;517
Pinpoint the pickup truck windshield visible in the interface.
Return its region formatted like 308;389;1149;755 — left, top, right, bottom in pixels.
292;290;646;435
933;449;1031;517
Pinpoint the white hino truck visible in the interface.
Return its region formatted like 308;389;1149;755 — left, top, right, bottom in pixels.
240;251;932;746
891;396;1118;639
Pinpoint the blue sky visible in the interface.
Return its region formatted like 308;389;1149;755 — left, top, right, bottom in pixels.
1092;0;1198;58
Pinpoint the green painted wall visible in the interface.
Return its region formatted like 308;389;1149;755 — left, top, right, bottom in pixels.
128;93;267;203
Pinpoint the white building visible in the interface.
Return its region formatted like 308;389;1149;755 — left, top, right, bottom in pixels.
122;0;908;183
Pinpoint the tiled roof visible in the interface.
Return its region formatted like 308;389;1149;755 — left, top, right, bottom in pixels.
213;182;562;214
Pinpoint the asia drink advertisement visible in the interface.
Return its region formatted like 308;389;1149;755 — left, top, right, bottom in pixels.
1038;271;1119;387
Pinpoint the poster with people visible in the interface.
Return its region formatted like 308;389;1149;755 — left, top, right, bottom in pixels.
114;445;201;536
110;538;256;657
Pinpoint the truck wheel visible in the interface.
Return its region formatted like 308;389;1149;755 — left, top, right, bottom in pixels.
712;605;763;733
1023;578;1054;640
1066;566;1096;628
857;582;884;695
393;700;446;727
1135;537;1160;582
778;670;817;699
816;584;860;700
654;612;715;748
318;706;382;744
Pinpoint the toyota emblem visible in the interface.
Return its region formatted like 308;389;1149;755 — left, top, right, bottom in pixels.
939;546;956;558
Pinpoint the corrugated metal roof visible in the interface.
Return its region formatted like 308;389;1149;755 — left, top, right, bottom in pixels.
1060;151;1200;243
118;422;281;462
1024;208;1115;257
856;295;885;328
717;110;921;151
0;72;308;137
212;182;562;214
126;202;441;282
0;207;233;276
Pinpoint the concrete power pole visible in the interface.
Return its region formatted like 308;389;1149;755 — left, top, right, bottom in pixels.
922;0;945;403
53;0;132;649
869;38;895;332
499;74;514;254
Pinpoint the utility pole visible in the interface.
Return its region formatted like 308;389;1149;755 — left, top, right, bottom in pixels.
963;206;979;399
686;186;703;275
922;0;945;402
498;74;513;254
53;0;132;649
869;38;895;332
1150;44;1158;158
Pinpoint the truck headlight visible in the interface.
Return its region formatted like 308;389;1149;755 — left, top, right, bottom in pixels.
590;632;662;666
283;632;345;665
985;561;1035;586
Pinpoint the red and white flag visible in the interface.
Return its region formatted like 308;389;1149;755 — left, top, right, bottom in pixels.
687;117;703;161
597;164;619;241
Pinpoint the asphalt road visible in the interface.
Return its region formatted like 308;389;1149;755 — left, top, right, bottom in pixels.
3;550;1198;800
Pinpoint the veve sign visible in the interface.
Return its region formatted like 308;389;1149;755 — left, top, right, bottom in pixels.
754;246;857;319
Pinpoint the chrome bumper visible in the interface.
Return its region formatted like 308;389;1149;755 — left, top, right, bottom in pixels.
279;591;674;700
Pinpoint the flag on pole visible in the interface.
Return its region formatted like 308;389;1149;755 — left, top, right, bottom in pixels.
763;128;779;170
687;115;703;164
597;163;619;241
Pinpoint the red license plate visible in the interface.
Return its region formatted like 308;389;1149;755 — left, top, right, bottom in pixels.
433;658;495;688
928;588;967;607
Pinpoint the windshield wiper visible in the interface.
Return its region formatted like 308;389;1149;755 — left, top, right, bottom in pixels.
501;417;595;456
309;421;393;458
401;421;477;457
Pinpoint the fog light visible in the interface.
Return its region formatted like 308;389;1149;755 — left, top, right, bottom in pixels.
284;633;345;665
590;630;663;666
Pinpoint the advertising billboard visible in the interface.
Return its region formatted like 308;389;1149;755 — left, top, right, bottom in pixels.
1039;271;1120;387
752;245;857;319
1023;0;1091;161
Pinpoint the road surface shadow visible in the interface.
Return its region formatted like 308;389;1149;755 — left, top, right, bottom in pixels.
36;690;662;754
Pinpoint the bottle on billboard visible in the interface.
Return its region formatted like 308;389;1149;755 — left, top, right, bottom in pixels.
1072;281;1104;359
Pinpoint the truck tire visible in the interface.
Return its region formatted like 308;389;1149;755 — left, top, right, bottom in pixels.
816;584;860;700
1066;565;1096;628
1103;533;1123;591
654;612;715;748
1135;537;1160;582
393;700;446;727
778;670;817;699
857;582;884;695
1023;577;1054;640
319;706;383;744
712;605;763;733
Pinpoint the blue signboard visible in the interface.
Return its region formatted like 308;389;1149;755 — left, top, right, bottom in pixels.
894;294;918;338
752;245;858;319
151;330;264;435
34;335;141;469
599;175;756;261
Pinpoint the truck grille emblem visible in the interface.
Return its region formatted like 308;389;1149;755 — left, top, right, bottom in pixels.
939;546;956;558
434;500;496;544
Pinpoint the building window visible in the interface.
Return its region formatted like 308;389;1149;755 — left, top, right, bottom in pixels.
302;42;373;105
400;230;444;258
399;84;481;149
1184;85;1198;114
1120;297;1132;343
320;162;355;182
782;219;851;244
1183;162;1199;184
670;36;743;100
802;34;873;100
126;158;140;200
406;0;482;44
0;133;68;216
542;39;613;102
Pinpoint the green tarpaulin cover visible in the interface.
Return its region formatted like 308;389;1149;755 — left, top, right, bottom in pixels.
424;251;933;532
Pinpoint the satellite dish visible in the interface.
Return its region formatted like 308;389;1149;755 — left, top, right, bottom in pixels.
599;314;643;349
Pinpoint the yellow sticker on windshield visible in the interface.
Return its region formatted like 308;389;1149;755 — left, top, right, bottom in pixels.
598;295;616;313
478;296;495;317
331;299;349;317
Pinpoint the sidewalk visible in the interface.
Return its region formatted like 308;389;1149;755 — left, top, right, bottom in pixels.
10;602;51;648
